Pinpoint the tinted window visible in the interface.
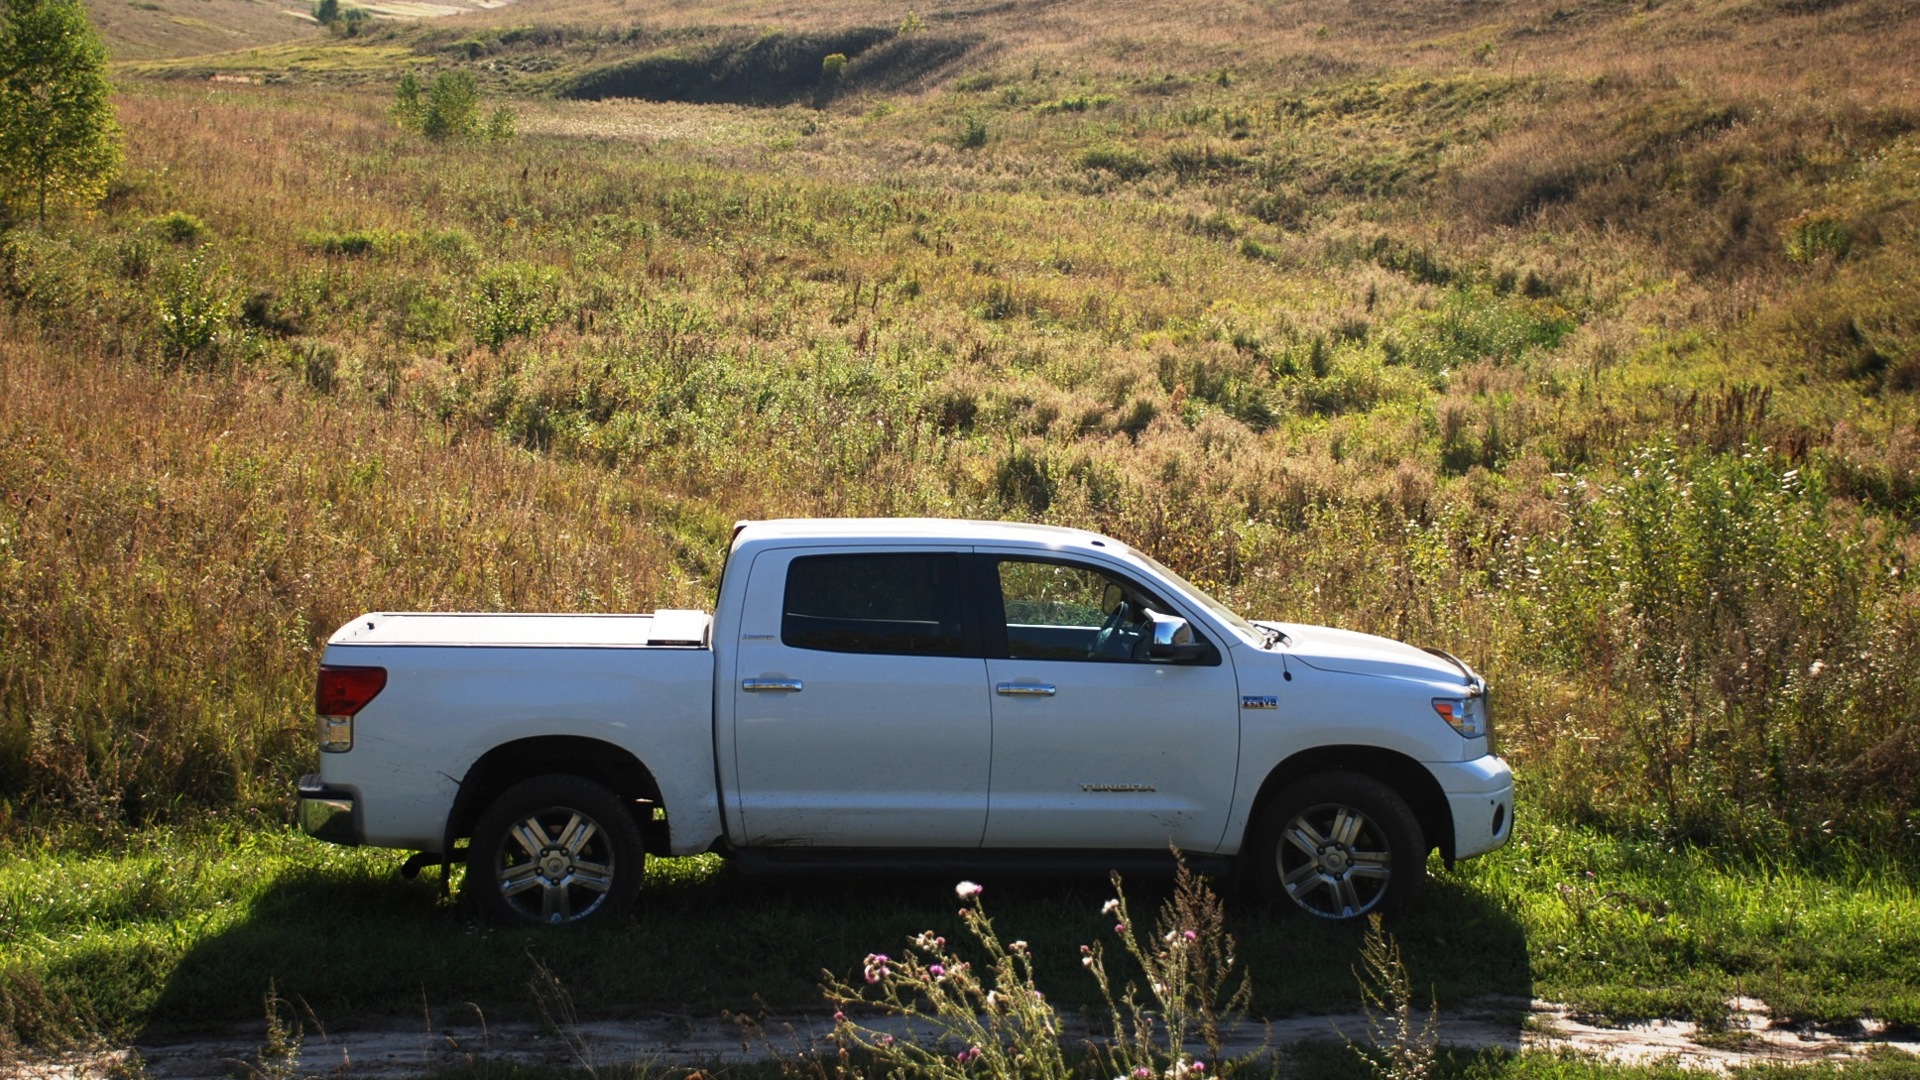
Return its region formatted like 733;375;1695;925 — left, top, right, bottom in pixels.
783;553;967;656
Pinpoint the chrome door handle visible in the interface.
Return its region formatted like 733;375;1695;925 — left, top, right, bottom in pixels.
742;678;804;693
996;682;1056;697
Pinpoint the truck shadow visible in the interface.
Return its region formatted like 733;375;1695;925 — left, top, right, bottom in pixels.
137;855;1531;1049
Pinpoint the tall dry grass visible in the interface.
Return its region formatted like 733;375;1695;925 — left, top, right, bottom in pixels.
5;0;1919;855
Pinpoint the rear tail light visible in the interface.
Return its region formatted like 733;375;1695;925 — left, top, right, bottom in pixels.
316;665;386;753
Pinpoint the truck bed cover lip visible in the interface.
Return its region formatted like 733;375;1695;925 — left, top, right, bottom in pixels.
328;611;714;649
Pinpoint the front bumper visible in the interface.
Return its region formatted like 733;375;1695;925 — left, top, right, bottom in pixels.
1427;755;1514;860
297;773;363;846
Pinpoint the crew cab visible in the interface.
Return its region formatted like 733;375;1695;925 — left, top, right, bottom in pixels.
298;518;1512;923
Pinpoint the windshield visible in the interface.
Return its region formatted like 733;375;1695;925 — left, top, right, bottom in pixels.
1126;546;1264;644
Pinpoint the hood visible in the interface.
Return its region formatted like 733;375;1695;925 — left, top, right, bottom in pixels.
1258;621;1475;687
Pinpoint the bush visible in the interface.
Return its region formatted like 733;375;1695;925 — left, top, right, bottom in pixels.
824;867;1253;1080
154;250;230;365
150;210;206;244
467;261;561;350
1512;442;1920;852
956;113;988;150
392;71;516;143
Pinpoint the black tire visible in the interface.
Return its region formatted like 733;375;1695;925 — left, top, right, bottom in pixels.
1250;772;1424;919
467;774;645;925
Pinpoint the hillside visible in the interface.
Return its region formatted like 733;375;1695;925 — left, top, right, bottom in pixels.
5;0;1919;855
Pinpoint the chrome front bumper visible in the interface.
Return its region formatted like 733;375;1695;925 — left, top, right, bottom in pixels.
297;773;363;845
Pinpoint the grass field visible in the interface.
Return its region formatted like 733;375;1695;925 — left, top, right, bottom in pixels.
4;0;1920;1066
3;816;1917;1046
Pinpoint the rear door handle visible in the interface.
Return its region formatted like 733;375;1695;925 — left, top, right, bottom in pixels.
996;682;1056;697
742;678;804;693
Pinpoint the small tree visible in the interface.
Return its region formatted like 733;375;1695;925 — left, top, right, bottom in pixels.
393;70;514;144
421;69;479;141
0;0;122;224
814;51;846;107
391;70;423;129
311;0;338;24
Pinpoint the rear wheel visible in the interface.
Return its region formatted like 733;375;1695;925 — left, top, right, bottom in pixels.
467;774;645;925
1251;772;1423;919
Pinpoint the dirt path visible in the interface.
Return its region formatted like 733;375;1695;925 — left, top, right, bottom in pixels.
11;1000;1918;1079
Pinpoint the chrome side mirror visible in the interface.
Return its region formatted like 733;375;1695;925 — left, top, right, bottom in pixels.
1144;611;1210;662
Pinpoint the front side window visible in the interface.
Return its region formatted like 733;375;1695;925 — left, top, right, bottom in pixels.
782;553;966;656
996;559;1171;662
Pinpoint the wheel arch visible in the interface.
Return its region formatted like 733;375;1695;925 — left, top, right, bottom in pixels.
449;736;666;852
1246;745;1456;864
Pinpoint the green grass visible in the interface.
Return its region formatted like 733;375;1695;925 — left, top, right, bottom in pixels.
4;812;1916;1048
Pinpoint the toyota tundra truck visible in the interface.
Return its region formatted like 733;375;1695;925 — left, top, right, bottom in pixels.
298;517;1512;923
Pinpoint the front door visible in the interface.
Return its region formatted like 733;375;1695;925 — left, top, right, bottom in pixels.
981;555;1241;852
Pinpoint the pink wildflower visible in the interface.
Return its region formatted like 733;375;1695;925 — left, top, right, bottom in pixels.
955;881;984;900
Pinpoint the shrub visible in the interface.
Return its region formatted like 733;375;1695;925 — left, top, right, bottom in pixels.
1784;210;1852;263
467;261;561;350
956;113;988;150
421;71;479;141
824;867;1253;1080
150;210;206;244
392;71;514;143
154;250;230;365
1080;145;1152;180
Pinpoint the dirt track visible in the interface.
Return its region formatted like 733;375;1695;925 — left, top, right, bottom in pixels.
11;999;1919;1079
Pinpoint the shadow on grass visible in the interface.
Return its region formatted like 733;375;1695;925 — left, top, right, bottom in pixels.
138;854;1531;1045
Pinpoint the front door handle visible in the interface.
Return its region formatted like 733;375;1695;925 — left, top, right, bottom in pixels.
742;678;804;693
996;682;1056;697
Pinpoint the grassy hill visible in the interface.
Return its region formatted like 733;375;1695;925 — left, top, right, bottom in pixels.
7;0;1919;854
4;0;1920;1055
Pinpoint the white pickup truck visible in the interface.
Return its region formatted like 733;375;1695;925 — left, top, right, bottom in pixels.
298;518;1512;924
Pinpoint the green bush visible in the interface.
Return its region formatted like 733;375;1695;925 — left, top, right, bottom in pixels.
1080;145;1152;179
392;71;516;143
956;112;988;150
467;261;561;350
150;210;206;244
1511;443;1919;853
153;251;230;365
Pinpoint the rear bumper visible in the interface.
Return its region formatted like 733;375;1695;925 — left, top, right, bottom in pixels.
1428;755;1514;860
297;773;363;846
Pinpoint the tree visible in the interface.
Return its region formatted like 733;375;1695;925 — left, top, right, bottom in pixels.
420;69;478;142
0;0;121;224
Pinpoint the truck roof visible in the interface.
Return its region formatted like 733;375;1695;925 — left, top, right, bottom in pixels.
731;517;1122;554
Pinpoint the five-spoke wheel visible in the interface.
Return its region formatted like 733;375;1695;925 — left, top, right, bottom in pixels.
468;774;644;924
1252;772;1423;919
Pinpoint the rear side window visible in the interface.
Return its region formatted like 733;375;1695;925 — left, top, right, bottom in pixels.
782;553;967;656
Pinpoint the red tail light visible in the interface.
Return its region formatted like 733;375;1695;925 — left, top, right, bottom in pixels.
316;665;387;716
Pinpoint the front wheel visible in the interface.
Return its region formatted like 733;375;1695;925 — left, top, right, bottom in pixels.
1251;772;1424;919
467;774;645;925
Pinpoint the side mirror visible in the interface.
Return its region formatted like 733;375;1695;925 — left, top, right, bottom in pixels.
1144;611;1212;663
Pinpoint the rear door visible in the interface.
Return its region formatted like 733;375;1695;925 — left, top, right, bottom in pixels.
980;554;1241;852
729;546;991;847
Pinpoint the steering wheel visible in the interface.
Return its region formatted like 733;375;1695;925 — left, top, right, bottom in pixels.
1090;599;1133;660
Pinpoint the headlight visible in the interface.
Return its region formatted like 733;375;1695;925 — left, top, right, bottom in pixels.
1431;695;1487;739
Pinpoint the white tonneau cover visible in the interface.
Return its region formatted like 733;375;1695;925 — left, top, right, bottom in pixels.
329;610;713;649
